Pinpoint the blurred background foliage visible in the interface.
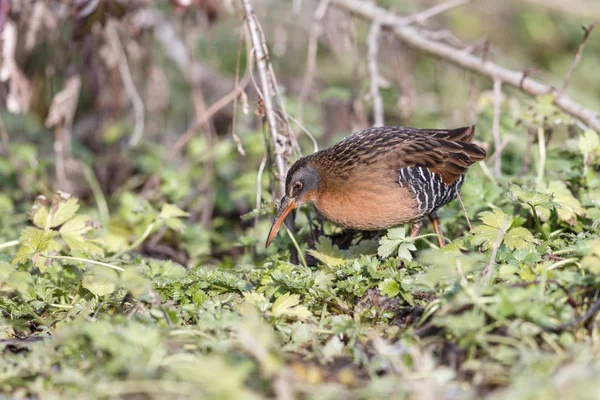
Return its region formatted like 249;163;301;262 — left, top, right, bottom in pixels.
1;0;600;398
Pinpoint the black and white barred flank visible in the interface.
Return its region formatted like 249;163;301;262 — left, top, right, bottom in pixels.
397;166;464;217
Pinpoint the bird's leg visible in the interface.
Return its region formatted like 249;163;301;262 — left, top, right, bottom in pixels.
410;220;423;239
428;212;446;248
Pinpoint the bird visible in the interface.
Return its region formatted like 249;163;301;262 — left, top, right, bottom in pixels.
265;125;486;249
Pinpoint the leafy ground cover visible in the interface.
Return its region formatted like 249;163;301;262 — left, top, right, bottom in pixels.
1;98;600;399
2;2;600;399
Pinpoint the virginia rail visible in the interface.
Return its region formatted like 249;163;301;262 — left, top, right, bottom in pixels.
265;125;486;248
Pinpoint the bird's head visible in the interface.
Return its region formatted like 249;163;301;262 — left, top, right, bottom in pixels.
265;159;320;247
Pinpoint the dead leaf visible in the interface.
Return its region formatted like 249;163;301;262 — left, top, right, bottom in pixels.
25;2;58;51
1;21;33;114
45;76;82;128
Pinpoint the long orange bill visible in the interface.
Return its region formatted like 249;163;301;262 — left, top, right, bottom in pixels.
265;196;297;248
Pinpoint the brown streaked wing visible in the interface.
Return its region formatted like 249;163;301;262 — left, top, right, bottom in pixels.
311;125;486;186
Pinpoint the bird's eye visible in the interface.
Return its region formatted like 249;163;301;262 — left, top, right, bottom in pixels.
294;181;303;191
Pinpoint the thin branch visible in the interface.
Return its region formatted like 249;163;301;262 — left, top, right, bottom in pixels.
44;255;124;272
491;78;502;177
456;192;472;231
255;154;267;227
0;239;19;250
559;20;598;96
241;0;292;198
330;0;600;133
367;19;384;127
545;296;600;333
287;113;319;153
140;52;252;197
297;0;331;127
105;20;145;148
231;29;247;156
486;136;510;165
403;0;474;26
166;76;251;162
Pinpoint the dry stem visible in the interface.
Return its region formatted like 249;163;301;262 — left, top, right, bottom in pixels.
241;0;293;198
491;78;502;177
559;20;598;96
330;0;600;133
367;19;384;127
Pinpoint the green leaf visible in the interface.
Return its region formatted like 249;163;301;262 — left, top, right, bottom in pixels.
507;183;557;210
159;203;189;232
307;237;345;267
578;130;600;159
471;209;511;251
59;215;105;257
271;292;311;320
243;291;270;313
479;209;514;230
378;227;416;260
504;227;535;250
379;278;400;297
543;181;585;225
0;261;32;292
83;268;119;297
44;195;80;230
13;227;61;272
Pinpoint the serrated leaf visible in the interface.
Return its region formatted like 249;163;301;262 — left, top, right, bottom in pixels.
579;130;600;158
59;215;104;257
507;183;556;210
159;203;189;219
48;196;80;229
243;291;270;313
378;227;415;260
307;236;345;267
379;278;400;297
271;292;311;320
504;227;535;250
543;181;585;225
397;241;417;261
104;218;132;253
479;209;513;230
83;268;118;297
31;194;80;230
159;203;189;233
13;227;61;272
471;210;512;251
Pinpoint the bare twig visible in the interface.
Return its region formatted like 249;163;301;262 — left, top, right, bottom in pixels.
330;0;600;133
287;113;319;153
367;19;384;127
491;78;502;177
105;20;145;148
403;0;474;26
545;296;600;333
241;0;292;198
486;135;510;165
456;192;472;231
255;154;267;227
297;0;331;127
231;29;247;156
141;74;251;196
559;20;598;96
